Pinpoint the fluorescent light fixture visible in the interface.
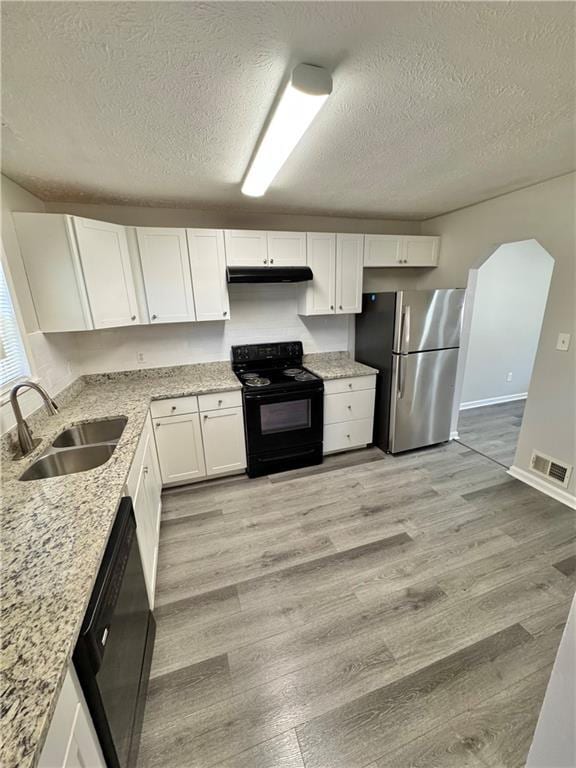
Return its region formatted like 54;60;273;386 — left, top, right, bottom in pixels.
241;63;333;197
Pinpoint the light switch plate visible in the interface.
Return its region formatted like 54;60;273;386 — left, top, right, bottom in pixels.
556;333;571;351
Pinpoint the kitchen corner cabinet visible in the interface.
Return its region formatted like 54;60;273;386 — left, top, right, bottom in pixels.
136;227;196;323
38;665;105;768
299;233;363;316
13;213;141;331
187;229;230;321
364;235;439;267
224;229;306;267
126;414;162;608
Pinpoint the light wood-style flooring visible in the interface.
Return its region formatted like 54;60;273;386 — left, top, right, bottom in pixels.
457;400;525;467
139;440;575;768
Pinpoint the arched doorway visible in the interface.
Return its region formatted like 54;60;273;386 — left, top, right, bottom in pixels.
455;239;554;467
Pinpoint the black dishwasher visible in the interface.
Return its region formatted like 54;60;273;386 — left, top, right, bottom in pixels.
74;497;156;768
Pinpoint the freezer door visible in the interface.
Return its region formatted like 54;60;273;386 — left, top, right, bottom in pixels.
393;289;465;353
389;348;459;453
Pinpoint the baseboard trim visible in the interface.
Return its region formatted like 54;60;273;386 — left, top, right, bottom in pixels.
460;393;527;411
450;431;460;440
507;465;576;510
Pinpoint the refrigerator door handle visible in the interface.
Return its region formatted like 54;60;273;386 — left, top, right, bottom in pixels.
404;305;411;351
397;355;405;399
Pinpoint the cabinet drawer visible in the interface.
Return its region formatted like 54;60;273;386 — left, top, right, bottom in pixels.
324;419;373;453
324;389;375;425
150;396;198;418
324;375;376;395
198;390;242;412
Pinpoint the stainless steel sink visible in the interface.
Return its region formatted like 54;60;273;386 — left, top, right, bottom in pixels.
52;417;127;448
19;444;117;481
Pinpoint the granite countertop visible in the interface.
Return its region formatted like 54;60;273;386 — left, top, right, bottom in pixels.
1;353;374;768
304;351;378;379
1;361;240;768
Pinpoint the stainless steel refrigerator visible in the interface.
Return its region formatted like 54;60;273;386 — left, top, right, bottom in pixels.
355;289;465;453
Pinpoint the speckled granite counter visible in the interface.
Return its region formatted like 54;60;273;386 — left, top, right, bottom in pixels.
1;361;240;768
304;351;378;379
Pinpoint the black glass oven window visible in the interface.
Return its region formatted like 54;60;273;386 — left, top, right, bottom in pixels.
260;399;311;434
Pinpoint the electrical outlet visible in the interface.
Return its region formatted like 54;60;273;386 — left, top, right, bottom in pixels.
556;333;571;351
137;352;145;363
506;372;513;383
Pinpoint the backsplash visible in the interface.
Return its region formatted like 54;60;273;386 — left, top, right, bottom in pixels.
55;284;352;375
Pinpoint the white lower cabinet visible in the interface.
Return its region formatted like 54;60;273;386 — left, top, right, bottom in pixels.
323;375;376;454
126;414;162;609
153;411;206;486
39;665;105;768
151;391;246;487
200;406;246;476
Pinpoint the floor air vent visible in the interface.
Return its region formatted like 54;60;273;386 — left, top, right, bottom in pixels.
530;451;572;488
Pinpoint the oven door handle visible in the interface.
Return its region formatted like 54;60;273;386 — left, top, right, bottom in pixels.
245;388;323;401
259;448;317;462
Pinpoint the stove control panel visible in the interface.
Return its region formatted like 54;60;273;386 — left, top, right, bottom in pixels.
232;341;303;364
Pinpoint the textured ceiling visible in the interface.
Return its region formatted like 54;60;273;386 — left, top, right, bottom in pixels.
1;1;575;219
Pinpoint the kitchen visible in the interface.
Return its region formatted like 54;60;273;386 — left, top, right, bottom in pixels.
1;4;575;768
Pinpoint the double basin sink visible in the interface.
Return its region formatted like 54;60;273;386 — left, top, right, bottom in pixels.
19;418;127;481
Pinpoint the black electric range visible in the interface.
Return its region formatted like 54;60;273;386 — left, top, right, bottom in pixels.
231;341;324;477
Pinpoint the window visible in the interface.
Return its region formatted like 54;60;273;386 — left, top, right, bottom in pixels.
1;259;30;391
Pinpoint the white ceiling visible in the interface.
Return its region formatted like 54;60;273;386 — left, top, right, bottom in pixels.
2;2;574;219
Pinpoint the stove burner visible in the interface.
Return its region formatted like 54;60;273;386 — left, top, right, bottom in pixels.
295;372;316;382
244;377;271;387
242;372;261;380
283;368;304;377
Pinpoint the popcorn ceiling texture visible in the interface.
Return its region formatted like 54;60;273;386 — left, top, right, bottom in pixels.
2;2;574;219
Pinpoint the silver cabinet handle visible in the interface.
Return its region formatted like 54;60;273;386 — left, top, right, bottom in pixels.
131;315;136;321
330;305;334;310
218;399;223;406
152;314;158;320
346;434;351;439
347;405;352;410
348;383;353;389
171;405;177;411
270;258;274;264
223;311;227;316
339;305;343;310
263;259;268;264
155;422;160;427
144;466;149;474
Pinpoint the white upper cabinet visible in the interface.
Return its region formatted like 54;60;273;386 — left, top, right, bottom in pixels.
136;227;196;324
224;230;306;267
299;233;336;315
73;217;141;328
299;233;362;316
336;234;363;314
363;234;439;267
13;213;93;332
364;235;403;267
404;236;439;266
266;231;307;266
224;230;268;266
187;229;230;321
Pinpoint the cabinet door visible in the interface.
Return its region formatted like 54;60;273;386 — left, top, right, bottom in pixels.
336;234;363;314
73;217;140;328
363;235;402;267
133;447;156;605
299;233;336;316
267;231;306;266
200;406;247;476
187;229;230;321
153;412;206;485
224;230;268;266
403;236;439;267
136;228;196;323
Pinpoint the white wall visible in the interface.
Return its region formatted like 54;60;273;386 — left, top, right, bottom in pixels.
461;240;553;407
1;177;76;434
59;284;351;374
421;173;576;496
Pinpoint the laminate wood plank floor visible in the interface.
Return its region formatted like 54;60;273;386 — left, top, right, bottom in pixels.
139;441;575;768
456;400;525;467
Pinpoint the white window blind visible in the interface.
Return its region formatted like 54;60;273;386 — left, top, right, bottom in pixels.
0;260;30;390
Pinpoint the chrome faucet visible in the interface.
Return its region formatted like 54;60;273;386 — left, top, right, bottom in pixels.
10;381;59;456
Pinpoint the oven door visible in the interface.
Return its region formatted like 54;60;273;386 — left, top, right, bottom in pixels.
244;386;324;455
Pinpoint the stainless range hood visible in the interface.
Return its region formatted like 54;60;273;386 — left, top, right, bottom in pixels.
226;266;313;284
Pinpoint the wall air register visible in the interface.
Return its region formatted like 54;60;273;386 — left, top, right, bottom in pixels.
530;450;572;488
227;266;313;284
